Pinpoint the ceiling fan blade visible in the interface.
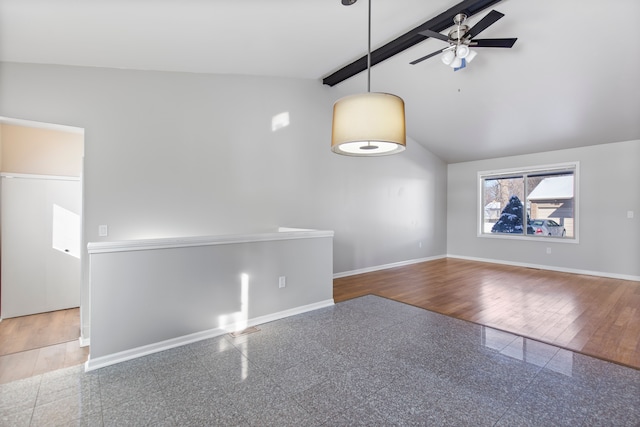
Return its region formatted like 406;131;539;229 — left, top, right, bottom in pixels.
472;38;517;48
410;49;446;65
418;29;449;42
467;10;504;39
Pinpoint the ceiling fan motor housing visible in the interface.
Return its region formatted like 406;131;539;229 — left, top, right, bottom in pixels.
448;25;469;43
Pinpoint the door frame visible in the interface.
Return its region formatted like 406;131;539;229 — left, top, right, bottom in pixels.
0;116;85;344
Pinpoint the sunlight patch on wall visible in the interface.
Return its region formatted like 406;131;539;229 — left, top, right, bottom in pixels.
218;273;250;333
271;112;290;132
52;204;80;258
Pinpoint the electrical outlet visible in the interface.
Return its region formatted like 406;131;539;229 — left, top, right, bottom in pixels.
98;225;108;237
279;276;286;288
546;247;552;254
628;211;634;219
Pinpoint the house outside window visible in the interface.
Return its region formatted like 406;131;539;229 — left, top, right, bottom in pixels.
478;163;578;240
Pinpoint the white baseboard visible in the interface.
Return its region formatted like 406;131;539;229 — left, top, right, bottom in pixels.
332;254;639;282
85;328;229;372
79;336;90;347
84;298;335;372
447;254;640;282
238;299;335;328
333;255;446;279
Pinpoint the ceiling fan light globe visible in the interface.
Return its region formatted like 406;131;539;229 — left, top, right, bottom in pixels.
456;45;470;58
466;50;477;63
441;50;455;65
450;56;463;68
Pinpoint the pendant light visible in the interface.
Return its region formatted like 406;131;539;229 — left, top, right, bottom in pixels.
331;0;406;156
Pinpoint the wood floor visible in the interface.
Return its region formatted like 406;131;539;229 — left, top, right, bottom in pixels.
335;258;640;370
0;308;89;384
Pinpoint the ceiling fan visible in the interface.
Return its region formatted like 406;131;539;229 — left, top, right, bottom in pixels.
410;10;517;70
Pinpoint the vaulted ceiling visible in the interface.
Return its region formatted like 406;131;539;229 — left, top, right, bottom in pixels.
1;0;638;163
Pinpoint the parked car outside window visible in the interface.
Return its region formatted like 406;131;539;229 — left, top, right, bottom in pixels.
531;219;566;237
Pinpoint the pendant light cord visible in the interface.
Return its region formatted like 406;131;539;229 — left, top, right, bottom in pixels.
367;0;371;93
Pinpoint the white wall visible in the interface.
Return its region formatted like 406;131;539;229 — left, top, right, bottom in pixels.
0;62;448;338
447;140;640;279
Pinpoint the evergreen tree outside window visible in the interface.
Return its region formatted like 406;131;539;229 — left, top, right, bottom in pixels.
491;195;534;234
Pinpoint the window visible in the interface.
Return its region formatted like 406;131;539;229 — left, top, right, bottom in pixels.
479;163;578;240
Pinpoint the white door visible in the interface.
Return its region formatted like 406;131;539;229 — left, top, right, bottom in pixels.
1;174;81;318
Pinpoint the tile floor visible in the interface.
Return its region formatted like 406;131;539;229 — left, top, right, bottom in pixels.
1;295;638;426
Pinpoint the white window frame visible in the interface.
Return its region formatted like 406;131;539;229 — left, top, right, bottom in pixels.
477;162;579;243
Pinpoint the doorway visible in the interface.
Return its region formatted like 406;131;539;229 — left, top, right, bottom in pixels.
0;119;84;320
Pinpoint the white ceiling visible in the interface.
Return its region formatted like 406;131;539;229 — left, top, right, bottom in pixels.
1;0;639;163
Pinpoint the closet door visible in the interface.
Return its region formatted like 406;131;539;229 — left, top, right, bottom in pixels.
1;175;81;318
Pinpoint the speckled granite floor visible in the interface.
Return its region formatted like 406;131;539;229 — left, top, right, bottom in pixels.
1;295;639;426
